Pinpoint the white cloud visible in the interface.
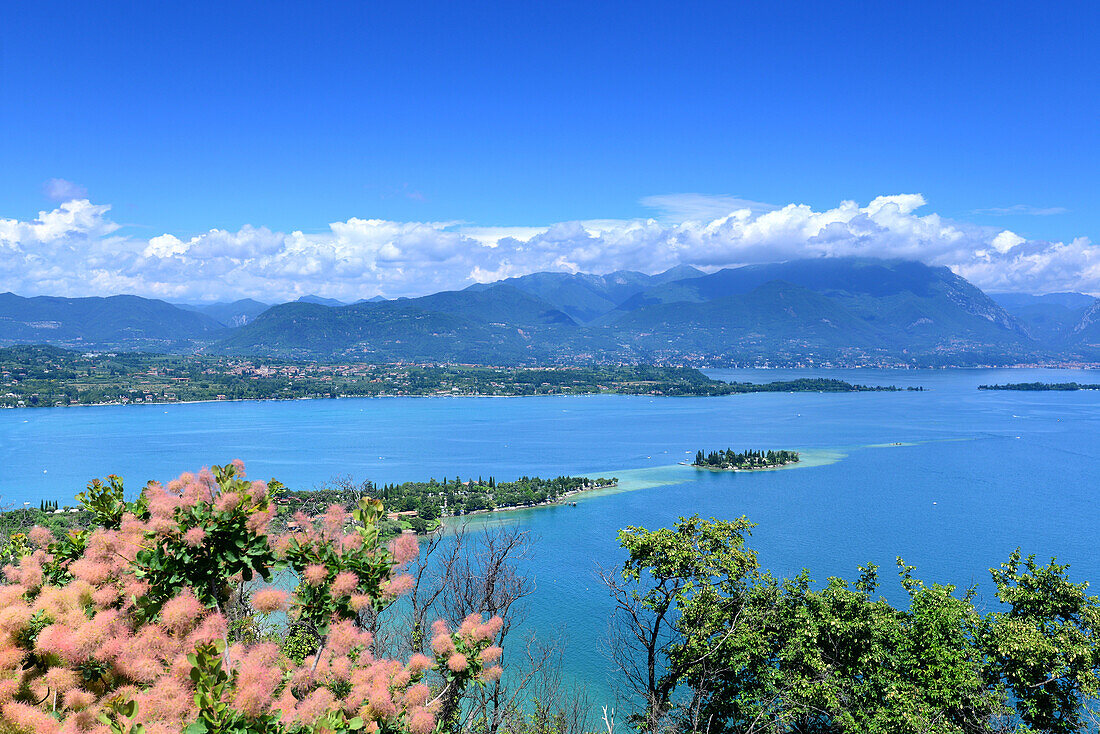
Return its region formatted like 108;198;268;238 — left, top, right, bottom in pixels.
43;178;88;202
973;204;1069;216
991;230;1026;254
640;193;778;221
0;193;1097;301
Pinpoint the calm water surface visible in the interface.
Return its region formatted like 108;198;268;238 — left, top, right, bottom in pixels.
2;368;1099;699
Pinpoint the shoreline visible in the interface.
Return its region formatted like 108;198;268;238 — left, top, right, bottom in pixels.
0;387;913;412
691;462;799;472
440;451;840;529
438;481;618;526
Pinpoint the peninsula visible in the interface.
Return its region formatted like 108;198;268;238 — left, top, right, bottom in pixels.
0;472;616;541
275;474;617;534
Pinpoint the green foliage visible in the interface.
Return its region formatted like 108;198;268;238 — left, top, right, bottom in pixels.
692;447;799;470
15;609;53;653
612;517;1100;734
100;698;147;734
132;464;278;617
76;474;134;529
280;630;317;665
985;550;1100;733
185;640;282;734
615;515;760;727
41;527;89;585
281;498;394;631
0;531;31;567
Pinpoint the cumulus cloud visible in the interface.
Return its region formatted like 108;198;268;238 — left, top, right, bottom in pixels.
0;193;1096;301
43;178;88;201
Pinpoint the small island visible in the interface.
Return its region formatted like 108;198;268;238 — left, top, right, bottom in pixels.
978;382;1100;391
693;448;800;471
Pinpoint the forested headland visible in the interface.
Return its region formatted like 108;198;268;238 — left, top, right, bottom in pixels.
276;474;616;534
1;472;615;541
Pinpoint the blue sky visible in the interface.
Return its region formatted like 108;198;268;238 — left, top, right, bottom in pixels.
1;2;1098;300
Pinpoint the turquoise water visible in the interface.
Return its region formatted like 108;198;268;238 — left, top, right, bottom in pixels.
3;368;1100;700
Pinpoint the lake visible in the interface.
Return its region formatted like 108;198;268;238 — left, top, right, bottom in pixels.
2;367;1099;702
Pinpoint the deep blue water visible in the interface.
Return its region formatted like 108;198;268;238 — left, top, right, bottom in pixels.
2;368;1100;700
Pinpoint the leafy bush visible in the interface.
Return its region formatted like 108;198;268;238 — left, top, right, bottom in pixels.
0;461;502;734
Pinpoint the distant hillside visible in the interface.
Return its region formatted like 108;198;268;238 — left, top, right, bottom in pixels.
596;258;1033;362
0;293;226;350
1069;300;1100;349
4;259;1093;364
216;258;1061;365
176;299;269;327
466;265;703;323
218;286;603;362
609;280;884;360
296;295;346;307
991;292;1098;345
613;258;1020;330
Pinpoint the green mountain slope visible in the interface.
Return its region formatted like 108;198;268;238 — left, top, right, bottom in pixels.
217;287;603;362
0;293;227;349
606;258;1031;354
991;292;1098;346
466;266;704;323
0;259;1078;364
610;281;885;360
176;299;270;327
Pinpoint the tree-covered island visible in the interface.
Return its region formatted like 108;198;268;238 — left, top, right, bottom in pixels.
978;381;1100;391
693;448;800;470
0;345;921;408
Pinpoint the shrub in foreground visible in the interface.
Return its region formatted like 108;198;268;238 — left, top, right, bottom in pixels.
0;461;502;734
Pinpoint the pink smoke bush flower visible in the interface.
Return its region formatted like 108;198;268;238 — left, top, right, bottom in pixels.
182;526;207;547
389;532;419;565
407;707;436;734
28;526;54;548
0;461;505;733
161;590;205;633
251;587;288;613
480;645;503;663
303;563;328;586
330;571;359;597
384;573;415;599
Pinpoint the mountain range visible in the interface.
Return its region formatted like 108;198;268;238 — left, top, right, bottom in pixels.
2;258;1098;365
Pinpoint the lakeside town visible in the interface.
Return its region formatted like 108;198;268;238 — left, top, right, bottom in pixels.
0;345;915;408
